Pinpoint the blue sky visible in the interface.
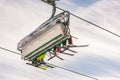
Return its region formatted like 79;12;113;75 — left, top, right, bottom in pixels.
69;55;120;75
71;0;99;7
0;0;120;80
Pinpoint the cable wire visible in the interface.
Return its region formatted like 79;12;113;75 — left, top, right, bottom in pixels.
0;47;21;55
0;46;98;80
48;62;98;80
41;0;120;38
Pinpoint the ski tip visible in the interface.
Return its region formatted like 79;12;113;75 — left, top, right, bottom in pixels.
39;65;48;70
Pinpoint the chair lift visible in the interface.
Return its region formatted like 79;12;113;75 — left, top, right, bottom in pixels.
17;0;88;68
17;11;72;61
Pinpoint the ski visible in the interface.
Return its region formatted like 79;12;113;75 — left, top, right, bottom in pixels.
26;62;55;70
